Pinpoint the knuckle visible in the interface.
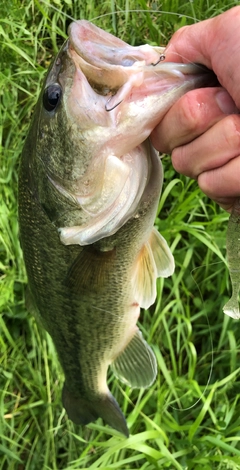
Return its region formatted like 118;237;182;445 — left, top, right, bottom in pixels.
177;92;206;135
171;145;190;175
221;115;240;151
171;25;191;43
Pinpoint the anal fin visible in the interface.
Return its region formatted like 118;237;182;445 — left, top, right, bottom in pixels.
111;330;157;388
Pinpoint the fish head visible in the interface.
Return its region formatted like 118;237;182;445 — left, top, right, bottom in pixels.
36;21;165;191
31;20;215;246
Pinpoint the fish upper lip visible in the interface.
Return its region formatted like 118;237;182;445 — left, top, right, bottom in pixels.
68;19;163;68
68;20;212;85
67;20;176;93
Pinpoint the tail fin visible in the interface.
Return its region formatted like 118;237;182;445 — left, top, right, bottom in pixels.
62;383;129;437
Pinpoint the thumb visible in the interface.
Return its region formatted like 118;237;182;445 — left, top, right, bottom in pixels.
163;7;240;108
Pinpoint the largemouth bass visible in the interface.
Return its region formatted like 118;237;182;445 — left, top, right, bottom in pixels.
223;199;240;319
18;20;214;436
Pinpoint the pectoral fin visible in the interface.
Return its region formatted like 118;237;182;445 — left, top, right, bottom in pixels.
132;227;175;309
149;227;175;277
132;241;157;309
111;330;157;388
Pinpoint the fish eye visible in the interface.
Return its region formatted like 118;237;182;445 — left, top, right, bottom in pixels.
43;84;62;112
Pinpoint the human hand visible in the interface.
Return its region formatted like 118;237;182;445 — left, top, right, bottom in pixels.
151;7;240;211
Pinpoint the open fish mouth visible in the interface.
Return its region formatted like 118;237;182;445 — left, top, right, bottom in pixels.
68;20;209;109
52;21;215;247
68;20;166;100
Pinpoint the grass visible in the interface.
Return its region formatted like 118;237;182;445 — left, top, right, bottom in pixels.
1;0;240;468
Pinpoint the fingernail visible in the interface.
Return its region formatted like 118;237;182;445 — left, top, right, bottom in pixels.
216;89;238;114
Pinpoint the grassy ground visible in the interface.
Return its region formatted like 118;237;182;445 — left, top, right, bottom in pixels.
1;0;240;468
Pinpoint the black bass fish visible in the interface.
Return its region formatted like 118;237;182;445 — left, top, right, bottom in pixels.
18;20;213;436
